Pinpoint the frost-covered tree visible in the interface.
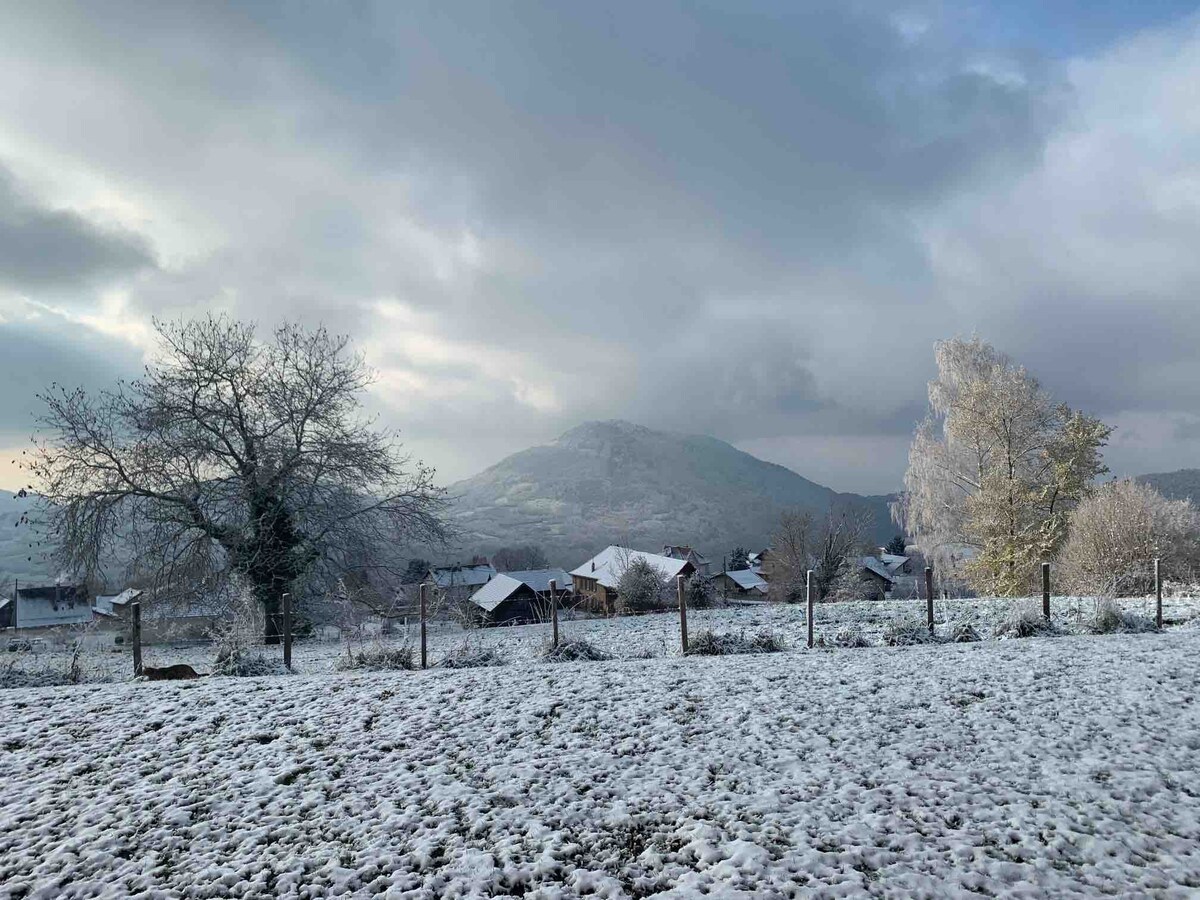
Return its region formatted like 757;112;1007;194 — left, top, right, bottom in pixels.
28;316;448;642
897;337;1110;596
685;571;716;609
1059;479;1200;596
616;556;670;613
769;506;870;601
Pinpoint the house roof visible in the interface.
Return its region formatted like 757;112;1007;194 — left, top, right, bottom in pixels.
570;546;692;590
429;564;497;589
663;545;708;563
721;568;768;592
859;557;897;584
880;553;909;573
468;568;572;612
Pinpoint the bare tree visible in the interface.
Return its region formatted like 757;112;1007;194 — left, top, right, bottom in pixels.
27;316;449;643
769;505;871;601
491;545;549;572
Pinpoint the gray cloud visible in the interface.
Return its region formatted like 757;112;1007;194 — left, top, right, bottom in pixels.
0;2;1196;492
0;166;153;291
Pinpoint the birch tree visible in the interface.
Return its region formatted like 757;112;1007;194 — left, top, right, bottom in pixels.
27;316;449;642
897;337;1110;596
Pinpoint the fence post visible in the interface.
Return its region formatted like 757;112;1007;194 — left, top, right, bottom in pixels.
419;582;428;669
924;566;934;633
1154;557;1163;629
806;569;814;649
677;575;688;655
549;579;559;649
282;592;293;671
1042;562;1051;621
131;600;143;677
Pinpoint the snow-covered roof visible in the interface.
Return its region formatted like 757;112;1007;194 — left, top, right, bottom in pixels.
430;564;497;589
468;568;572;613
859;557;897;584
880;553;909;573
94;588;143;614
721;568;768;592
570;546;691;590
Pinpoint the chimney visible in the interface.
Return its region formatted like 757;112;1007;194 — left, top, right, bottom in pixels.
591;561;595;572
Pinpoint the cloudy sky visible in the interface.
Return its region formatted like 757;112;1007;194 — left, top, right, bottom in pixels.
1;1;1198;494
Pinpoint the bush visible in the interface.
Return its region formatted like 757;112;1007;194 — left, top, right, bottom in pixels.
214;652;289;677
542;639;612;662
947;622;982;643
882;618;938;646
816;626;871;648
335;643;415;671
686;629;786;655
1089;599;1158;635
992;603;1061;639
439;647;506;669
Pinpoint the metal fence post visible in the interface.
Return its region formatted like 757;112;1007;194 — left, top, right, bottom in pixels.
131;601;143;677
677;575;688;655
806;569;814;649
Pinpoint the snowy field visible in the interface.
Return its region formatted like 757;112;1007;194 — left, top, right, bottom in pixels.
2;623;1200;897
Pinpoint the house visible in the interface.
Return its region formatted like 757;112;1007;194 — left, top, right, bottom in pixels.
93;588;144;617
662;545;711;577
856;557;898;601
467;568;572;626
880;553;912;576
0;583;92;629
712;567;769;599
749;549;777;582
426;563;498;604
570;546;695;614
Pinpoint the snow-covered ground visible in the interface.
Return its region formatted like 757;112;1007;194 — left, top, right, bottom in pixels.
2;622;1199;897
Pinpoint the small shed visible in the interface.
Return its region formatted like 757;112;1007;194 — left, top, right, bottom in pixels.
712;568;769;598
468;568;572;626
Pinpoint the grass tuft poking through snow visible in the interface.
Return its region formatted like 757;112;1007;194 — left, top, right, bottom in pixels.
1089;599;1159;635
816;626;871;648
992;603;1063;639
686;629;786;655
439;646;506;669
334;643;415;671
541;638;612;662
947;621;983;643
882;618;938;646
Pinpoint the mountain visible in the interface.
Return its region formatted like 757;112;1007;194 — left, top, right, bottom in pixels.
446;420;897;568
1136;469;1200;505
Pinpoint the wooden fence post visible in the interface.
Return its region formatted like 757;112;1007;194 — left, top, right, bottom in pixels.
677;575;688;655
131;600;143;677
924;566;934;633
1042;562;1051;621
419;582;428;669
806;569;814;649
550;579;559;649
282;592;293;671
1154;557;1163;629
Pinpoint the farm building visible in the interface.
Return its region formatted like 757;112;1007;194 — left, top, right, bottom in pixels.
426;563;498;604
662;545;711;577
570;546;695;614
0;583;92;629
467;568;572;626
712;567;769;598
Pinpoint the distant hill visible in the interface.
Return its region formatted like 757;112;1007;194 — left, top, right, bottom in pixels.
446;420;896;568
1136;469;1200;505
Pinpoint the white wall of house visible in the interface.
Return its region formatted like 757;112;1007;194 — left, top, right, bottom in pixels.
13;595;93;629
